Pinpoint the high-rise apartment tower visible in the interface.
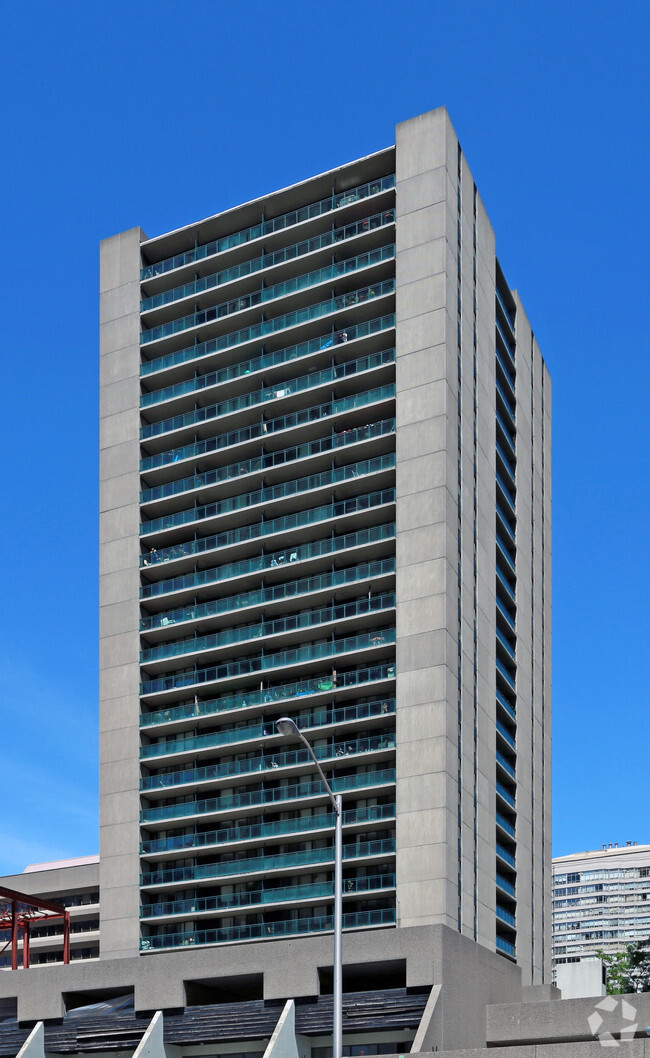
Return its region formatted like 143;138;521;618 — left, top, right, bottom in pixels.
99;107;552;985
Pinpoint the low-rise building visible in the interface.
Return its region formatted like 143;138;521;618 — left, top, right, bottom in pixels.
553;842;650;970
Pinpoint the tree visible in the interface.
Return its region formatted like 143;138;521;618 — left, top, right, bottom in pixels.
596;939;650;994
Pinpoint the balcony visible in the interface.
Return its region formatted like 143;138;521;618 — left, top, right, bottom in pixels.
141;872;396;921
496;688;516;722
141;362;395;447
496;721;516;752
139;453;396;541
140;486;395;570
141;696;396;762
496;473;516;518
140;659;396;732
140;279;395;377
496;843;516;870
496;873;516;899
140;175;396;281
140;418;395;507
141;731;396;794
140;626;396;701
496;567;517;606
140;801;396;857
140;906;396;951
496;380;516;428
496;751;516;782
140;836;396;888
496;627;516;665
140;313;395;410
140;766;396;825
141;520;394;605
142;555;395;636
140;246;396;346
141;210;395;314
140;591;396;669
496;781;516;810
496;813;516;840
496;904;516;928
496;935;516;958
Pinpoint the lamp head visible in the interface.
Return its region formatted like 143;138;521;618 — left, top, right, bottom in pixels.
275;716;300;738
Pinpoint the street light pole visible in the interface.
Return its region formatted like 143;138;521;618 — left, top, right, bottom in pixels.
333;791;342;1058
275;717;343;1058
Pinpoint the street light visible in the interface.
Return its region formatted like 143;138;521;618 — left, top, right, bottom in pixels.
275;716;343;1058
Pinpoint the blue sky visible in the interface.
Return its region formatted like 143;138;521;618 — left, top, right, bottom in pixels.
0;0;647;874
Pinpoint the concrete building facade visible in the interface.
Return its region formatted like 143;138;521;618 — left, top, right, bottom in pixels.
553;842;650;970
98;107;551;984
0;857;100;968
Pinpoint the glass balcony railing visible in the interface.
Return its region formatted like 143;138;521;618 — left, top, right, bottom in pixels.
496;567;517;605
141;211;395;312
496;658;516;693
496;751;516;782
496;316;516;358
141;360;395;444
496;286;516;331
496;720;516;752
141;627;396;697
496;781;516;810
140;905;396;950
142;731;396;792
141;520;394;601
496;599;516;637
496;813;516;839
140;801;396;854
496;842;516;869
140;246;396;345
141;556;395;634
141;487;395;568
141;836;396;887
496;627;516;663
496;873;516;898
496;410;516;455
140;417;395;504
141;315;395;408
496;506;516;546
140;660;396;729
140;453;396;537
496;442;516;487
140;279;395;376
496;689;516;722
496;344;516;393
496;535;516;575
142;694;398;761
496;905;516;928
496;379;516;425
140;767;396;823
496;936;516;958
141;590;395;665
140;175;396;280
496;473;516;515
141;872;396;919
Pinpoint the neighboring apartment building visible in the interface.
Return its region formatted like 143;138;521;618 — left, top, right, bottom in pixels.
98;106;551;986
553;842;650;969
0;857;99;967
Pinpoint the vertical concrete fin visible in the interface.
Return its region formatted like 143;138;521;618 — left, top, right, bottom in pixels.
262;999;299;1058
17;1022;45;1058
410;983;442;1053
132;1010;173;1058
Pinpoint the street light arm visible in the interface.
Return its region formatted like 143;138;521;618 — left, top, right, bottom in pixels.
275;717;340;815
294;729;339;816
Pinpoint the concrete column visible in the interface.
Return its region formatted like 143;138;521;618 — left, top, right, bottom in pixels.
99;226;146;958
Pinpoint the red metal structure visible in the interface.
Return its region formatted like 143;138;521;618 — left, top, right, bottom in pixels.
0;886;70;969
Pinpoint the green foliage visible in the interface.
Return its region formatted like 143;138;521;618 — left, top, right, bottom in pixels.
596;939;650;994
